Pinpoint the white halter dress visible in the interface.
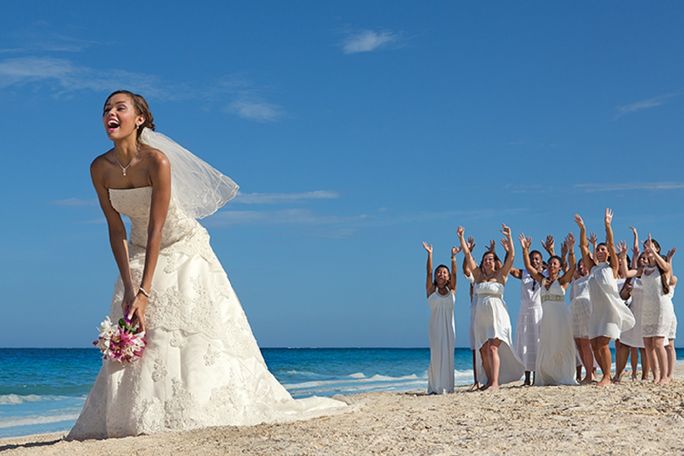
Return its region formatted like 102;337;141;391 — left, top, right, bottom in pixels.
473;282;524;385
535;280;577;386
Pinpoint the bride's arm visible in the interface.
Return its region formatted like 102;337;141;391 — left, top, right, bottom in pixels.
128;150;171;330
91;155;135;312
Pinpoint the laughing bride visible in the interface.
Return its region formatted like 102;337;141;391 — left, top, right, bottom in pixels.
67;90;345;440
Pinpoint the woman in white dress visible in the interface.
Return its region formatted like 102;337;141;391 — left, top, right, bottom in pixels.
422;242;458;394
520;234;577;386
510;247;544;386
458;225;523;391
570;258;595;384
617;251;650;381
640;237;675;385
575;209;635;387
68;91;345;440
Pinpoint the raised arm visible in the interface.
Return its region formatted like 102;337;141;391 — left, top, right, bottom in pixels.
617;241;637;279
588;232;598;258
559;233;577;287
450;246;460;291
631;227;640;269
645;234;672;274
560;239;569;272
458;227;479;280
499;224;515;280
422;242;435;297
604;208;619;276
520;234;544;282
462;236;476;277
575;213;594;272
541;235;555;257
91;156;136;315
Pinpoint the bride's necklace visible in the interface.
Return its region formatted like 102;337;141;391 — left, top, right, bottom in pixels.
114;147;140;176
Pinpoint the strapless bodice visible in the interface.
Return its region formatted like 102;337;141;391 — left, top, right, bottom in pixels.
474;281;504;298
109;187;201;249
540;279;566;303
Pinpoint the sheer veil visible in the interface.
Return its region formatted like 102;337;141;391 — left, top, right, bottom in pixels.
139;128;239;219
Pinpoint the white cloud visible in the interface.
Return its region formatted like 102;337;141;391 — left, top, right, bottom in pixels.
234;190;339;204
615;92;681;118
226;100;282;122
0;56;170;99
575;182;684;192
341;30;399;54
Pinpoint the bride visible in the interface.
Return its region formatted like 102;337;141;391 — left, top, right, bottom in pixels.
67;91;345;440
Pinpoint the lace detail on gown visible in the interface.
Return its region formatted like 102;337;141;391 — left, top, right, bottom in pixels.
67;187;345;440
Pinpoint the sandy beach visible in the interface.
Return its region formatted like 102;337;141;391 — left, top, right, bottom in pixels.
2;366;683;456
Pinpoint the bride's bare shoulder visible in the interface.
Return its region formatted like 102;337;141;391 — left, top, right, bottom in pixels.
90;149;115;175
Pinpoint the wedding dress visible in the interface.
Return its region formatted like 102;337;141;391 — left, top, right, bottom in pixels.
535;280;577;386
587;262;635;339
68;185;345;439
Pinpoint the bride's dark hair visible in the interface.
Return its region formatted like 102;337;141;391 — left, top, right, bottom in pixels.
104;90;156;137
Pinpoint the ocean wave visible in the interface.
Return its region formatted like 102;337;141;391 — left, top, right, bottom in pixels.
0;413;80;429
0;394;79;405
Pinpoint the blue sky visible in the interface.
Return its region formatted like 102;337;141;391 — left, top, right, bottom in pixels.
1;1;683;348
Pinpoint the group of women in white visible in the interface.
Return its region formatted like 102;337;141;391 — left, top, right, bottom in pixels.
423;208;678;393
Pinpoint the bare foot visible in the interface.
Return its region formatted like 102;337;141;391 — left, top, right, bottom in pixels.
487;383;500;391
596;377;612;387
468;383;480;392
580;377;593;385
612;375;621;384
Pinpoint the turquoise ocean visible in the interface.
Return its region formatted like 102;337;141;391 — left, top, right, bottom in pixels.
1;347;682;439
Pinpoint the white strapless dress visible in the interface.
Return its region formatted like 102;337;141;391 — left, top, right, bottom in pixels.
67;187;345;440
473;282;524;385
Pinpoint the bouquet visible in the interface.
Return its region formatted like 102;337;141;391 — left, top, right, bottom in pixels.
93;316;146;364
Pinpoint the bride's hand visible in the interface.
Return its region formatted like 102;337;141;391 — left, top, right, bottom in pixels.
121;288;136;318
127;293;148;332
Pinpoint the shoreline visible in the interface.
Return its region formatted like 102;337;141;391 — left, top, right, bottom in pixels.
3;365;683;455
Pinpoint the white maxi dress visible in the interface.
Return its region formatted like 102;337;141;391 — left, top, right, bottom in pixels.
427;289;455;394
640;269;676;339
535;280;577;386
514;270;542;371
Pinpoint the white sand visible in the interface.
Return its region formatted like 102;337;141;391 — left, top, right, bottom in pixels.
3;368;683;455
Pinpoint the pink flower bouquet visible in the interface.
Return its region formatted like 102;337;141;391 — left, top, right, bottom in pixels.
93;316;146;363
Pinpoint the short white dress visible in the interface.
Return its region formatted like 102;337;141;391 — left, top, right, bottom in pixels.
473;282;524;385
588;262;635;339
535;280;577;386
640;268;676;338
514;270;542;371
570;275;591;339
619;278;645;348
668;284;677;344
427;289;455;394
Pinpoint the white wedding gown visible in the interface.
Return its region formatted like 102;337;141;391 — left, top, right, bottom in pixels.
427;289;455;394
67;187;345;440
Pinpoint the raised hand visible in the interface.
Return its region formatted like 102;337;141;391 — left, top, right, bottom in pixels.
565;232;575;249
519;233;531;250
487;239;496;253
500;238;510;253
451;246;462;257
588;232;597;248
501;224;512;240
604;208;614;225
467;236;476;252
667;248;677;262
574;213;585;227
541;235;555;254
617;240;628;258
457;226;465;238
422;241;433;254
644;233;655;254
